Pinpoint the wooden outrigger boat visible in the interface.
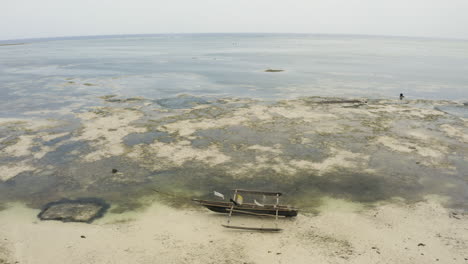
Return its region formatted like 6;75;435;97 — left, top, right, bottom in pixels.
193;189;298;232
191;200;298;217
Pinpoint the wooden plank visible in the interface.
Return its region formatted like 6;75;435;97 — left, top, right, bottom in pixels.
233;189;282;196
222;225;282;232
225;209;281;218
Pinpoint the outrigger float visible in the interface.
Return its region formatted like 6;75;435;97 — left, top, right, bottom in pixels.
193;189;298;232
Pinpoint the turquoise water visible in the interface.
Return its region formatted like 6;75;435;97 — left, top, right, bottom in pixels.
1;34;467;118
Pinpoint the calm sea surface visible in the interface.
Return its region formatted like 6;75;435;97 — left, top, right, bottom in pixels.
1;34;467;116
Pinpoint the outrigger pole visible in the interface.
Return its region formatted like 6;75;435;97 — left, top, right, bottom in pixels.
223;189;283;232
226;189;238;225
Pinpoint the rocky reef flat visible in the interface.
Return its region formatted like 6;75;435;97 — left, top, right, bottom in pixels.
0;95;466;210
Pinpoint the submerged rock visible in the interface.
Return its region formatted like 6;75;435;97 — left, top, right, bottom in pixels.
105;97;145;103
38;198;110;223
155;95;209;109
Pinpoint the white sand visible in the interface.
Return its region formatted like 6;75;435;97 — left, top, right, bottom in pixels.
0;118;62;132
0;162;35;182
232;147;370;177
376;136;447;159
128;140;230;170
440;124;468;143
0;198;466;264
289;148;370;175
247;144;283;154
74;108;146;162
1;135;35;157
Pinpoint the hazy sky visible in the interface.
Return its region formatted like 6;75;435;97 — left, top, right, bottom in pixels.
1;0;468;40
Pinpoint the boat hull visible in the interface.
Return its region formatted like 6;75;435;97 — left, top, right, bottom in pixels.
193;199;298;217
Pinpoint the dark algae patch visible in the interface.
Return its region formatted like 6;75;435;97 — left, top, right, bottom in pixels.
38;198;110;223
155;95;210;109
0;43;26;46
265;69;284;72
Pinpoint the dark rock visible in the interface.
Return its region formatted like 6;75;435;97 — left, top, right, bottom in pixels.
418;243;426;247
99;95;117;100
112;169;118;174
38;198;110;223
450;212;461;219
81;235;86;238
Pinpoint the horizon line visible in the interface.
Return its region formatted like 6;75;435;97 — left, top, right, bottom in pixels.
2;32;468;43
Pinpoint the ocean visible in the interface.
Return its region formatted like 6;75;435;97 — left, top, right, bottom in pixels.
1;34;467;118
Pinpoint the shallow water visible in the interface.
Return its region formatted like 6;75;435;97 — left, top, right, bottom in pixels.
0;34;467;214
1;34;468;116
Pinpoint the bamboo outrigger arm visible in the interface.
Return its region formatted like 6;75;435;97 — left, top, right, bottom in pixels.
223;189;284;232
232;189;282;196
222;225;282;232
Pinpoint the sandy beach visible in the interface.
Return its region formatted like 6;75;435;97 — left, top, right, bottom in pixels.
1;196;467;264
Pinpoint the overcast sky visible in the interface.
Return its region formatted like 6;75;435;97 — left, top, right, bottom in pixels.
1;0;467;40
